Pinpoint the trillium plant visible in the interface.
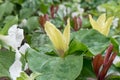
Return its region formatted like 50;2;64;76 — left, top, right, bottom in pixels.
0;1;120;80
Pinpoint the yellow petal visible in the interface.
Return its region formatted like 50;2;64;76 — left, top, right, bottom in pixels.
97;14;106;25
44;21;65;55
89;14;114;36
63;18;70;51
104;16;114;36
89;15;100;30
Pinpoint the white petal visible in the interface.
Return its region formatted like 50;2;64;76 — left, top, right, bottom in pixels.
9;60;22;80
9;50;22;80
19;43;30;54
8;25;18;36
7;24;24;49
16;28;24;48
0;35;17;50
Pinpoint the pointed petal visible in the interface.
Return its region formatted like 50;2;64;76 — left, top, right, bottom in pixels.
8;25;24;48
63;18;70;51
9;60;22;80
89;15;100;30
97;14;106;24
104;16;114;36
0;25;24;50
9;50;22;80
92;54;104;76
8;25;18;36
104;44;113;66
44;21;65;56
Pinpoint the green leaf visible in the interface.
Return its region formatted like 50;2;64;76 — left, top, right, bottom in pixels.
72;29;110;55
110;37;119;53
0;16;18;35
31;33;53;54
17;72;28;80
10;0;24;4
17;72;40;80
0;1;14;20
76;57;96;80
112;36;120;55
20;8;34;19
0;49;15;77
27;48;83;80
26;16;40;32
39;3;49;14
68;39;88;54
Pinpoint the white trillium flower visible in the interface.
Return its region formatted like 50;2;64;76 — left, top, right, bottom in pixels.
0;24;30;80
0;24;24;50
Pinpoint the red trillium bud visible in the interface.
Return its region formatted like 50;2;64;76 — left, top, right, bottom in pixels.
92;54;104;77
73;16;82;31
39;14;49;29
92;44;117;80
99;52;117;80
50;5;59;18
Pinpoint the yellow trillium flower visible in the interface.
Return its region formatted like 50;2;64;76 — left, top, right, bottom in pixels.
44;19;70;57
89;14;114;36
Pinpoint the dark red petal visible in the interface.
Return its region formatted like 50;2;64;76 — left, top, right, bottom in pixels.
50;5;54;18
73;17;82;31
50;5;58;18
103;44;113;66
39;16;45;28
39;14;49;29
92;54;104;77
99;52;117;80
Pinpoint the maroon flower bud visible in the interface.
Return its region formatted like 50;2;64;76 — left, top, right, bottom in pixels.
92;44;117;80
50;5;59;18
39;14;49;29
92;54;104;77
99;52;117;80
73;16;82;31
